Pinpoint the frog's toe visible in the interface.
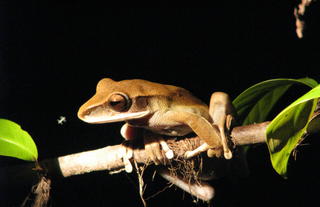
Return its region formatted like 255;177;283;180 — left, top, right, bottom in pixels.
145;140;163;165
223;149;233;160
144;134;171;165
184;143;210;159
121;141;133;173
159;138;174;159
207;148;223;158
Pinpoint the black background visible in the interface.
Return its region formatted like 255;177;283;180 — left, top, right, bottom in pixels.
1;2;320;207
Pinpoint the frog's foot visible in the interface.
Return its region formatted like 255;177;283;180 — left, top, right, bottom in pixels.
121;141;133;173
207;147;224;158
144;132;174;165
209;92;235;160
205;123;232;159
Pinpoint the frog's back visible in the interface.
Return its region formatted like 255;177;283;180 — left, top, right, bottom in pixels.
122;79;206;105
131;79;210;117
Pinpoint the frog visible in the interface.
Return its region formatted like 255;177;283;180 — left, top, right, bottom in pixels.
78;78;234;172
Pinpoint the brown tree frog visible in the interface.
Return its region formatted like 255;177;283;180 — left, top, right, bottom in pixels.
78;78;234;172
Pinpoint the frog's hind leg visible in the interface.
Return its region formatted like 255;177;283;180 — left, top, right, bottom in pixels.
209;92;234;159
164;111;223;159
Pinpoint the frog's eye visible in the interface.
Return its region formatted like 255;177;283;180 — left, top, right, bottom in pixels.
108;93;131;112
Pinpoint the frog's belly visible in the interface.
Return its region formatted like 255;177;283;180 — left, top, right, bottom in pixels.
145;125;192;137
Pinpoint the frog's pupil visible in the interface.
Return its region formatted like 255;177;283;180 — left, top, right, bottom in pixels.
110;99;126;111
110;100;121;106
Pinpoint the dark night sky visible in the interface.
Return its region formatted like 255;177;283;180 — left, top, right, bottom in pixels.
1;2;320;207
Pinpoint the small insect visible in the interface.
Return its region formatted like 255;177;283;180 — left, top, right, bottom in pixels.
57;116;67;125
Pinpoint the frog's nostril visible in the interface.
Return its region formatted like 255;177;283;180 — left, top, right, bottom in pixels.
85;109;93;116
78;106;93;120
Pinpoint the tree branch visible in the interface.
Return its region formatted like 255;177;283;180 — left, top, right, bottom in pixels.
56;122;269;177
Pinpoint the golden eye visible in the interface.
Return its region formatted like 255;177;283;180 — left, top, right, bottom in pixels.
108;93;130;112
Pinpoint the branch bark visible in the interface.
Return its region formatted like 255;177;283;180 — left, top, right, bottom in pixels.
56;122;270;177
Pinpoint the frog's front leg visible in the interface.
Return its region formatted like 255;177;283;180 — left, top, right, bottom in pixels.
143;130;174;165
121;123;173;167
208;92;234;159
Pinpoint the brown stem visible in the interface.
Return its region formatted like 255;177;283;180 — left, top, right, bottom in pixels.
231;121;269;146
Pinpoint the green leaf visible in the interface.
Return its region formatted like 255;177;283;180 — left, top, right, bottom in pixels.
0;119;38;161
233;78;318;125
266;84;320;177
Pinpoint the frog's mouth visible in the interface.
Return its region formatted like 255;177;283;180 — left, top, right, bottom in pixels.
79;110;151;124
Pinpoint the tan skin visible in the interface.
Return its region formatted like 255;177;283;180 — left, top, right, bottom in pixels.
78;78;234;171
